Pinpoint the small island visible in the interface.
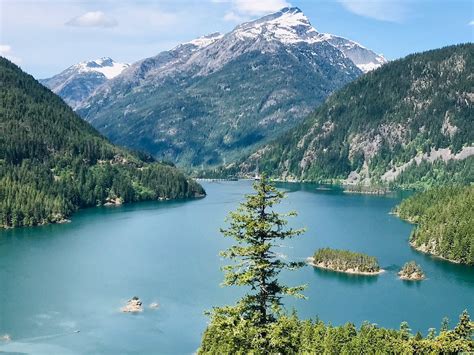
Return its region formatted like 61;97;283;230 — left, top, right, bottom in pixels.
121;297;143;313
308;248;383;275
398;261;425;281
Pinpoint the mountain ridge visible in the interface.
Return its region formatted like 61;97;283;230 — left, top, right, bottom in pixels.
209;44;473;188
72;7;387;166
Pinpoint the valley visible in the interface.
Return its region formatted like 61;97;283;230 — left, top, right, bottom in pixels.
1;2;473;353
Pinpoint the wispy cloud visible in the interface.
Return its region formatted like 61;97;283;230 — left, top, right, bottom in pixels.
223;11;249;23
0;44;22;64
232;0;290;15
216;0;290;22
468;20;474;26
66;11;118;28
338;0;408;23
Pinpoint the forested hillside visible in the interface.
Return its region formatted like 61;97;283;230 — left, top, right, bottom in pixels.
0;57;204;228
395;185;473;264
222;44;473;188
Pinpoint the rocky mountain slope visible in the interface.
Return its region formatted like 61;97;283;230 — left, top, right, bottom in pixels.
221;44;473;187
41;57;129;109
73;7;385;166
0;57;203;228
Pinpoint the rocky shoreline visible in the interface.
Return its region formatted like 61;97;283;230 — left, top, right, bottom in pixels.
307;257;385;276
409;241;460;264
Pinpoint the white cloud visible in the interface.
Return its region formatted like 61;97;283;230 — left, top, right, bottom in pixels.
0;45;12;55
232;0;290;15
66;11;118;28
0;44;22;64
338;0;408;23
469;20;474;26
223;11;249;23
218;0;290;22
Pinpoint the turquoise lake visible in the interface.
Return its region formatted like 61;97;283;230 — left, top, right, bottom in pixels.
0;181;473;354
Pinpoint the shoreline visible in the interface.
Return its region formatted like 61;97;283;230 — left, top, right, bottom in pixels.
307;257;385;276
409;241;461;264
0;194;206;230
398;274;425;281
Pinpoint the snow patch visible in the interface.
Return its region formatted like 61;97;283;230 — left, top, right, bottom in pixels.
74;57;129;79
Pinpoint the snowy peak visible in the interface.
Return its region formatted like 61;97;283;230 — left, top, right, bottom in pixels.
73;57;129;79
231;7;385;72
184;32;223;48
233;6;319;44
320;35;387;73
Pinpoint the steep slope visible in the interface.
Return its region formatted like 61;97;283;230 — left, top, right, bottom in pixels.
224;44;473;187
40;57;129;109
0;57;204;228
76;7;385;166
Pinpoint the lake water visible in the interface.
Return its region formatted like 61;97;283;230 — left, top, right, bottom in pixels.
0;181;473;354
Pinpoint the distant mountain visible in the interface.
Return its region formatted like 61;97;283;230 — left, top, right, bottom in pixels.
218;44;473;188
41;57;129;109
0;57;203;228
72;7;385;166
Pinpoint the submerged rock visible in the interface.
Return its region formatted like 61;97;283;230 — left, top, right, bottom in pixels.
121;297;143;313
149;302;160;310
0;334;11;342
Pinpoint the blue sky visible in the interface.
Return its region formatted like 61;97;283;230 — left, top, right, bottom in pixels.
1;0;472;78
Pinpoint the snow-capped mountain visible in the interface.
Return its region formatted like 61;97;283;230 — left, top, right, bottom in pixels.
321;34;387;73
71;7;386;166
41;57;129;109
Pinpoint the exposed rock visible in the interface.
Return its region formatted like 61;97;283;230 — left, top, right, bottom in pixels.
121;297;143;313
381;146;474;182
398;261;425;281
104;197;123;206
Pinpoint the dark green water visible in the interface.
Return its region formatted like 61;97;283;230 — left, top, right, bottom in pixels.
0;181;472;354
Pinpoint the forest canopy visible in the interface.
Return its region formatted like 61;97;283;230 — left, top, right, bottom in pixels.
0;57;204;228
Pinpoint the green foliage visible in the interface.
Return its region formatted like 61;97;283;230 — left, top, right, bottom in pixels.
228;44;473;188
199;310;474;354
213;176;305;349
395;186;474;264
0;57;204;228
312;247;380;273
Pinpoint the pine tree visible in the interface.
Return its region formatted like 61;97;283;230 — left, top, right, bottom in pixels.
454;310;472;340
218;176;306;344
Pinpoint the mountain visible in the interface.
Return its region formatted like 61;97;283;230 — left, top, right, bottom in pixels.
40;57;129;109
0;57;204;228
217;44;473;188
74;7;385;166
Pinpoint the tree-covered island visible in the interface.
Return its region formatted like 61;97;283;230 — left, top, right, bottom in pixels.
199;178;474;353
309;248;383;275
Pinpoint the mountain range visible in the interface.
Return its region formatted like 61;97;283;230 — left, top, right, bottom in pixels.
42;7;386;166
219;44;473;188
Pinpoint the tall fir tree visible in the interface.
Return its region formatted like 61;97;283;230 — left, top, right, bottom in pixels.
209;176;306;350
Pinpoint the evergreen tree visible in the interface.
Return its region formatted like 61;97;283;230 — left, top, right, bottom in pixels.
216;176;306;347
